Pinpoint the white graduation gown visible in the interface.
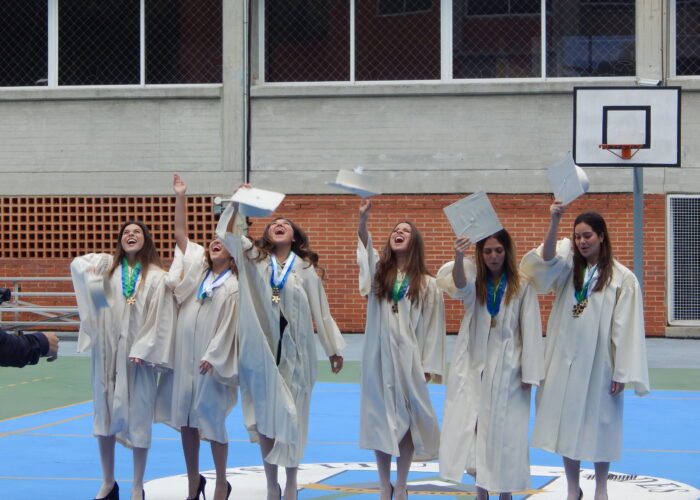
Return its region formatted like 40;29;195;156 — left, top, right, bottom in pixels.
155;241;239;444
436;259;543;492
520;238;650;462
216;205;345;467
70;254;176;449
357;234;445;461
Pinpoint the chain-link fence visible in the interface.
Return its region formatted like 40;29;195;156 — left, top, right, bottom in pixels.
676;0;700;76
263;0;637;82
0;0;222;87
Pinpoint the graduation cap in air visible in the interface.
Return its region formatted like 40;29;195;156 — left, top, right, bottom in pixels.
230;187;285;218
326;167;381;198
443;191;503;243
548;154;590;206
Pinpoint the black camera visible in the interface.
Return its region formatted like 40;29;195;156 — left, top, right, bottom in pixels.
0;288;11;304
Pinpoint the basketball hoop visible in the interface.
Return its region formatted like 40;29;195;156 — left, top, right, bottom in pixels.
599;144;644;160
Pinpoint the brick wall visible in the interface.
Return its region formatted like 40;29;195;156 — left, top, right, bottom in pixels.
0;193;667;335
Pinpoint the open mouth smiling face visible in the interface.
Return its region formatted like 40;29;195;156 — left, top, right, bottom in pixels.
208;238;230;261
390;223;412;252
268;219;294;245
121;224;145;254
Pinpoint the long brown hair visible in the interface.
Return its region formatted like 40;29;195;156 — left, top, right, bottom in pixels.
474;229;520;306
572;212;613;293
373;221;430;304
245;217;324;277
107;221;163;282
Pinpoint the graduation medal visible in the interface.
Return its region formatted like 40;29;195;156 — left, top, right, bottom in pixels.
572;264;598;318
121;258;141;306
391;273;409;314
487;273;507;328
270;254;296;305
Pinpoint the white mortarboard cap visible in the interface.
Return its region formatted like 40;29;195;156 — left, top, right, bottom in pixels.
326;167;381;198
230;187;285;218
443;191;503;243
87;274;113;309
548;154;590;206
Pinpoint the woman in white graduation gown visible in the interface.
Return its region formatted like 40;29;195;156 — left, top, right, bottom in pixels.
70;221;175;500
155;175;238;500
216;187;345;500
437;231;543;500
357;199;446;500
520;201;649;500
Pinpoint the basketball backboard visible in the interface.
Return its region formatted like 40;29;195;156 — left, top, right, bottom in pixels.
573;86;681;167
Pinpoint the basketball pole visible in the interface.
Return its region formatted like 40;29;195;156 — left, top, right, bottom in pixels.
633;166;644;289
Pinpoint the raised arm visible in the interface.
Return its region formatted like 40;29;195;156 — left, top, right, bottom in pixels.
452;236;472;289
542;200;564;261
358;199;371;248
173;174;188;253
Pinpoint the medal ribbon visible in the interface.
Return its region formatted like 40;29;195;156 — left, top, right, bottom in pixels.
121;258;141;299
574;264;598;304
487;273;507;319
197;269;232;300
270;253;296;293
391;273;410;304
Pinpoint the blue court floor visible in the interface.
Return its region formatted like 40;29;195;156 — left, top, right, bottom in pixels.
1;382;698;499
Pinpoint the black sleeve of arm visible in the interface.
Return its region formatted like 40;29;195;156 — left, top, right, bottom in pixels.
0;329;45;368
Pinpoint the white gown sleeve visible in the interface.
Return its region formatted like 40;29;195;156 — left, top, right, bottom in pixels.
611;269;650;396
69;253;112;352
202;289;240;386
357;234;378;297
129;271;177;369
303;269;346;357
420;280;446;384
167;240;207;303
519;281;544;386
436;258;477;302
519;238;573;294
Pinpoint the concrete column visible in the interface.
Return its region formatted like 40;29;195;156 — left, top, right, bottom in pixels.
221;0;247;185
636;0;664;82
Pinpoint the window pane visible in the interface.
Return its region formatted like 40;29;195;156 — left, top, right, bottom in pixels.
59;0;140;85
265;0;350;82
0;0;48;87
356;0;440;80
547;0;635;77
146;0;222;84
454;0;541;78
677;0;700;75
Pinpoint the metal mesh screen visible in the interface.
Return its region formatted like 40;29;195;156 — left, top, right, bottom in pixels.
264;0;350;82
0;0;222;87
676;0;700;76
669;195;700;323
59;0;141;86
0;0;48;87
547;0;635;77
146;0;223;84
355;0;441;80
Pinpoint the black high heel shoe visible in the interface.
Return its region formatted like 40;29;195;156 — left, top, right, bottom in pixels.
226;481;232;499
94;481;119;500
186;474;207;500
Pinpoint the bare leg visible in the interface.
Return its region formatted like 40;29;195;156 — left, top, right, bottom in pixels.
374;449;393;500
563;456;582;500
131;447;149;500
593;462;610;500
181;427;201;499
95;435;117;498
394;432;414;500
475;485;490;500
284;466;298;500
210;440;229;500
258;433;281;500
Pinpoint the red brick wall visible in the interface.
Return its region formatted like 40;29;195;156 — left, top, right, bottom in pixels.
0;193;667;335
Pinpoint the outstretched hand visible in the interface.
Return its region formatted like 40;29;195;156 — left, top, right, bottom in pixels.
454;236;473;257
173;173;187;196
359;199;372;221
550;200;565;221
